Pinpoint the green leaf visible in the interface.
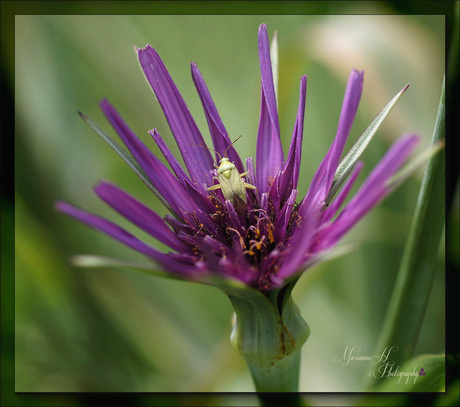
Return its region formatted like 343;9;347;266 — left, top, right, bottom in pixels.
78;112;180;219
327;84;410;204
368;77;446;386
372;353;445;392
70;254;183;281
70;255;253;289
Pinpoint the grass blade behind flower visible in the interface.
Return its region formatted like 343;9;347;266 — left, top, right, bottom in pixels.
327;83;410;204
367;77;446;388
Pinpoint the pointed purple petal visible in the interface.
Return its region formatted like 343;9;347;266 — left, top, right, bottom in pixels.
245;156;260;208
317;133;420;250
225;228;247;260
219;258;257;285
100;101;222;239
137;45;214;188
225;200;245;234
256;24;284;193
177;232;253;281
99;99;199;220
324;69;364;195
274;189;298;242
267;171;282;216
259;248;283;282
276;201;323;281
164;214;195;235
322;162;364;223
260;192;269;212
297;154;329;217
55;202;195;275
94;182;186;252
278;75;307;198
149;129;217;215
149;128;190;185
299;69;364;216
245;157;256;186
191;63;244;172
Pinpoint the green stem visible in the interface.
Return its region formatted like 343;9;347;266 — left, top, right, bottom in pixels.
368;78;445;387
226;285;309;396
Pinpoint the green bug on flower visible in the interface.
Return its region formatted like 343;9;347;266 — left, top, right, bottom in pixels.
206;136;257;204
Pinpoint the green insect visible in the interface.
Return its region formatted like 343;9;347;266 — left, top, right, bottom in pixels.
206;138;257;204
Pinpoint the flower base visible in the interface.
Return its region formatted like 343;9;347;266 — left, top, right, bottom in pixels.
227;283;310;392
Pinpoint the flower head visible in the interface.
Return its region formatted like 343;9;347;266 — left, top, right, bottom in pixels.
56;24;419;292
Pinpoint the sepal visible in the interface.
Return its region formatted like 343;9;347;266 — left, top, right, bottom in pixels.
225;284;309;392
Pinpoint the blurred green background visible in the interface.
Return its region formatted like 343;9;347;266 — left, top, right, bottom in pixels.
3;1;457;406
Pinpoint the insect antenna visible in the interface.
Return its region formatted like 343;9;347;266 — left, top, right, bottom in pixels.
187;142;222;161
223;135;242;157
188;135;243;161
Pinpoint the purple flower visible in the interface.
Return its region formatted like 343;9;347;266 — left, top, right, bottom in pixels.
56;24;419;292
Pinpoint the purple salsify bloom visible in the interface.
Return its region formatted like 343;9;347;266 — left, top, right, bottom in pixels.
56;24;419;292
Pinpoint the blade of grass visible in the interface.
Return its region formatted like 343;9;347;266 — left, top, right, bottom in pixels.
367;77;445;388
327;83;410;204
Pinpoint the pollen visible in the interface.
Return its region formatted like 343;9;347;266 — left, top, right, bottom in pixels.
268;228;274;244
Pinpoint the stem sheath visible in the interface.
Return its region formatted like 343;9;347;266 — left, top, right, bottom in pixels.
226;285;309;394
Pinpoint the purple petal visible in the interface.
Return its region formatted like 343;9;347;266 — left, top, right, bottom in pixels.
274;189;298;242
179;233;231;257
267;171;282;216
256;24;284;193
178;232;252;282
226;232;246;260
326;69;364;187
322;162;364;223
297;155;329;217
94;181;186;252
276;201;323;281
299;70;364;216
164;214;195;235
259;249;283;282
225;200;245;235
317;133;420;250
324;69;364;193
245;157;256;186
245;157;259;209
219;257;257;285
99;99;199;220
149;128;190;185
55;201;196;275
137;45;214;188
191;63;244;172
149;129;217;215
278;75;307;199
260;192;269;212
